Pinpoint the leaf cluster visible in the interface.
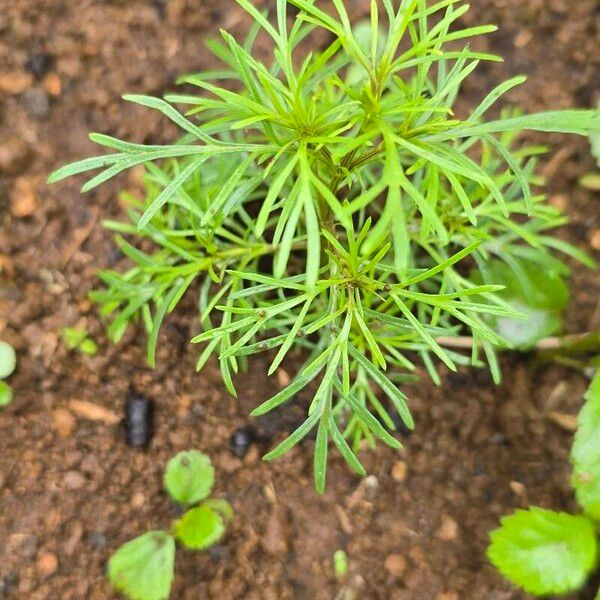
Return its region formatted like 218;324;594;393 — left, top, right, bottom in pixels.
108;450;232;600
49;0;599;491
488;372;600;596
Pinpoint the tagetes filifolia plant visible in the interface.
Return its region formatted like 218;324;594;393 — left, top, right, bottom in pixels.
49;0;599;492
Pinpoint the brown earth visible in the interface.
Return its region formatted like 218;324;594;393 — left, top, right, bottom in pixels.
1;0;599;599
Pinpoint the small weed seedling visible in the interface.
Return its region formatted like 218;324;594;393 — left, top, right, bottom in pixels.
109;450;232;600
0;340;17;407
62;326;99;356
488;372;600;596
49;0;600;491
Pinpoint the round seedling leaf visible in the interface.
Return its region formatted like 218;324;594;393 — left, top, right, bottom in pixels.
0;341;16;380
108;531;175;600
174;506;225;550
163;450;214;505
0;381;13;407
488;507;597;596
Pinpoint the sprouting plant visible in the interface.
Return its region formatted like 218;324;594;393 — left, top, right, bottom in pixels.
48;0;599;492
0;340;17;407
62;326;99;356
333;549;349;580
109;450;232;600
488;372;600;596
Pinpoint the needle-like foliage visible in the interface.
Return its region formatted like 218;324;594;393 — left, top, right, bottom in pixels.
49;0;599;492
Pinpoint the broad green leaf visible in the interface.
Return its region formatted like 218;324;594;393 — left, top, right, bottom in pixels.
571;372;600;519
108;531;176;600
488;507;597;596
174;506;225;550
163;450;215;505
0;381;13;407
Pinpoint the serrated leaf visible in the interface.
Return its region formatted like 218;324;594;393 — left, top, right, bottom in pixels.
488;507;597;596
0;341;16;380
163;450;215;505
108;531;175;600
174;506;225;550
571;372;600;519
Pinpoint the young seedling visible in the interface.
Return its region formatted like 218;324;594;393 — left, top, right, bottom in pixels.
488;372;600;596
49;0;599;491
0;340;17;407
108;450;232;600
62;326;99;356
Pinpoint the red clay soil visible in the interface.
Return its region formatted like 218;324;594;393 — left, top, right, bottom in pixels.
1;1;599;598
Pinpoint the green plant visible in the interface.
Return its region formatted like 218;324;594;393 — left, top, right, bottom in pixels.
109;450;232;600
49;0;599;492
580;101;600;191
488;372;600;596
333;549;349;580
62;326;99;356
0;340;17;407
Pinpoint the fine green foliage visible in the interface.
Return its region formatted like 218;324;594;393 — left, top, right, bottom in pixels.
0;340;16;407
62;326;99;356
489;373;600;596
487;508;597;596
163;449;215;505
571;372;600;520
108;451;231;600
109;532;176;600
49;0;599;491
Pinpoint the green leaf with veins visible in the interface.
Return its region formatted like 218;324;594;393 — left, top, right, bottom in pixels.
108;531;175;600
163;450;215;505
488;507;597;596
571;372;600;519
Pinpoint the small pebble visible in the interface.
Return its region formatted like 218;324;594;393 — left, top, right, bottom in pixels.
436;515;458;541
25;52;53;79
52;408;75;439
63;470;86;490
131;492;145;508
384;554;407;577
87;531;107;550
436;593;459;600
391;460;407;482
22;87;50;118
0;137;30;175
10;177;38;217
509;481;526;496
0;71;33;94
229;426;256;458
36;552;58;577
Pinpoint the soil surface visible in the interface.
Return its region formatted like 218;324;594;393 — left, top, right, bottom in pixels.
1;0;599;599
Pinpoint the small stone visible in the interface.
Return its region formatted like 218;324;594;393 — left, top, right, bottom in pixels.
25;53;53;79
436;593;458;600
0;137;30;175
384;554;407;577
229;426;256;458
436;515;458;541
22;87;50;118
42;73;62;97
391;460;408;482
10;177;38;217
509;480;526;496
8;533;38;558
514;30;532;48
0;71;33;94
590;230;600;251
52;408;75;439
69;400;120;424
63;470;86;490
131;492;145;508
276;368;290;387
36;552;58;577
87;531;107;550
64;523;83;556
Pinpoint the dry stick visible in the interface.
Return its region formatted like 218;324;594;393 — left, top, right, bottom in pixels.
436;330;600;353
